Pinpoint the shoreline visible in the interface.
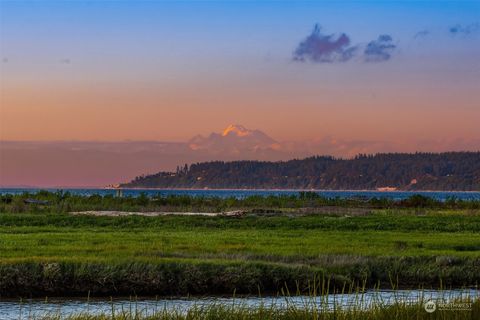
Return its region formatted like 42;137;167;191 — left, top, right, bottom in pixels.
2;187;480;193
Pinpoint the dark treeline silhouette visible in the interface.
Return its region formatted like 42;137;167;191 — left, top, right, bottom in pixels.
122;152;480;191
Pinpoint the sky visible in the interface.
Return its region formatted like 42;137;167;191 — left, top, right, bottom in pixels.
1;0;479;186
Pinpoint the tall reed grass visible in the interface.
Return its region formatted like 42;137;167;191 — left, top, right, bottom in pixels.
27;286;480;320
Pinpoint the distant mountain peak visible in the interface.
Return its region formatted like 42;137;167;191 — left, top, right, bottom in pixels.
188;125;278;154
222;124;252;137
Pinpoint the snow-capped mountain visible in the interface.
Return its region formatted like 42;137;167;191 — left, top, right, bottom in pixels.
188;124;280;155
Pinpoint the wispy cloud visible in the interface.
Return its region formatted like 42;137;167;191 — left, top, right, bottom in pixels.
449;23;479;36
364;35;396;62
414;30;429;39
293;24;357;63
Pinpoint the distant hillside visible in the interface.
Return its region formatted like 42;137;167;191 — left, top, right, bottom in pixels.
121;152;480;191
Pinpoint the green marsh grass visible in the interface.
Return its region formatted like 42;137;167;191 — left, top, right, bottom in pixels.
2;191;480;215
1;193;480;297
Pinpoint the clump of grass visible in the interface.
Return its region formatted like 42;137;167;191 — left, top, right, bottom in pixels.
393;241;408;250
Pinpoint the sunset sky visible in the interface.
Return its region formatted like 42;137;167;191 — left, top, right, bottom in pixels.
1;1;479;186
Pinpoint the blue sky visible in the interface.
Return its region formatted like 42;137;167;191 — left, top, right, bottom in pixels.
1;0;479;143
1;0;480;186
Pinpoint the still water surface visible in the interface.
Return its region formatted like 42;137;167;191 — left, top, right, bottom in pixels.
1;188;480;201
1;289;478;320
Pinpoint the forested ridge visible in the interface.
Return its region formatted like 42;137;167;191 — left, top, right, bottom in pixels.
122;152;480;191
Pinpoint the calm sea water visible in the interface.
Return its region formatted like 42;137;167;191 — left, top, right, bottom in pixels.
1;188;480;201
1;289;478;320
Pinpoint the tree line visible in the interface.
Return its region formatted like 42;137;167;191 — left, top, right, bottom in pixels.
123;152;480;191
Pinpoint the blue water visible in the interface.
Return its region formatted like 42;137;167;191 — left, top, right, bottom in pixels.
1;188;480;201
0;289;478;320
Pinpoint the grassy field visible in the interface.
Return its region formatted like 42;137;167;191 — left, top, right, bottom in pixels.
1;192;480;297
1;194;480;298
2;214;480;261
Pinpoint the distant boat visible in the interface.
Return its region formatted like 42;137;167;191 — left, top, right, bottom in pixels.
376;187;397;192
